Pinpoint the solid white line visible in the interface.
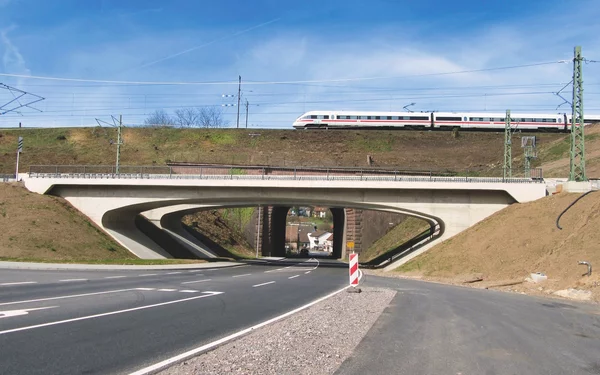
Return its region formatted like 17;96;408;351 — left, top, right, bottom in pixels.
135;288;155;291
59;279;87;282
0;282;37;286
0;288;137;307
138;274;157;277
188;270;204;273
128;285;352;375
181;279;211;285
104;276;127;279
232;274;251;278
288;275;300;279
157;289;177;292
165;272;182;275
179;290;199;293
0;292;223;336
252;281;275;288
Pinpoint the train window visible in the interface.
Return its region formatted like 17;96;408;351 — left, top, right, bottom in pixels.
323;115;329;119
436;117;461;121
375;116;380;120
387;116;392;120
310;115;318;119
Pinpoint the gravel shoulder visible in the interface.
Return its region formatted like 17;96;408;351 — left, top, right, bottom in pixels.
159;287;396;375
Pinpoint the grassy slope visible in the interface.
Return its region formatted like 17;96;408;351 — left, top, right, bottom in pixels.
360;217;430;262
0;183;134;262
182;209;256;259
0;127;566;174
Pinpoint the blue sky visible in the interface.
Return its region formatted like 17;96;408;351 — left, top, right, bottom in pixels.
0;0;599;128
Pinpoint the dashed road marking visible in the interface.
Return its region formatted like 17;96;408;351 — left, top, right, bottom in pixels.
0;282;37;286
59;279;87;282
104;276;127;279
134;288;199;293
179;290;200;293
138;274;157;277
134;288;155;291
157;289;177;292
288;275;300;279
181;279;212;285
0;288;136;307
0;292;223;336
165;272;182;275
232;274;251;278
252;281;275;288
305;271;311;274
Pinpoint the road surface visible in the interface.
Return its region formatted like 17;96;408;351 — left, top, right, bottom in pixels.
0;259;347;374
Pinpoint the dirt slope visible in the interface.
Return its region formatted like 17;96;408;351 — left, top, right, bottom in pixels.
395;192;600;301
0;183;134;261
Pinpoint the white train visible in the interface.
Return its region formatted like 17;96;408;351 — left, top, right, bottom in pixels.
293;111;600;131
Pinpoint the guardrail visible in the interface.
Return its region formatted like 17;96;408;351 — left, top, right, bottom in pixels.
26;165;544;184
1;174;16;182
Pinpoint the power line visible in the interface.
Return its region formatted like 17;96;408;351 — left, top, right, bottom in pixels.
0;61;564;86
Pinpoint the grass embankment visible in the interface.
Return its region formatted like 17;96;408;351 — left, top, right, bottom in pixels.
0;183;136;262
182;209;256;259
395;192;600;301
360;217;430;262
0;126;567;174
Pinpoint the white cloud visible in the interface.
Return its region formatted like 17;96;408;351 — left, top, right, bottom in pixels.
1;26;30;76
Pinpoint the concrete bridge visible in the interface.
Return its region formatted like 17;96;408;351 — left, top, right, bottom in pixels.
21;165;547;269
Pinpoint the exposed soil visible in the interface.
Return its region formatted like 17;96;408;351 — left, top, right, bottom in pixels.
392;191;600;302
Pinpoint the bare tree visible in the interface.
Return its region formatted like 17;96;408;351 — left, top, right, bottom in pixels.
174;108;201;128
144;109;174;127
198;107;228;128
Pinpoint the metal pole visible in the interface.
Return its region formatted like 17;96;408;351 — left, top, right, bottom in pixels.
245;99;249;129
236;75;241;129
504;109;512;179
116;115;122;174
569;46;586;181
15;149;19;181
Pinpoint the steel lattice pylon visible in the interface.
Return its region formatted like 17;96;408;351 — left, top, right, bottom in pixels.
503;109;512;179
569;46;586;182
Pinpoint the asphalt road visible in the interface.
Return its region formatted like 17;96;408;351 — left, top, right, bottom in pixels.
336;276;600;375
0;259;348;375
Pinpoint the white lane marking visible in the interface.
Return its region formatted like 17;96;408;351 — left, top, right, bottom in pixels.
232;274;251;278
305;271;311;274
134;288;155;291
179;290;199;293
104;276;127;279
0;292;223;336
59;279;87;282
157;289;177;292
288;275;300;279
165;272;182;275
181;279;211;285
0;289;137;307
188;270;204;273
0;306;59;319
0;282;37;286
264;268;285;273
252;281;275;288
138;274;157;277
129;285;352;375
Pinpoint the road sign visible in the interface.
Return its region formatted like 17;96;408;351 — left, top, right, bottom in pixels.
349;253;359;286
346;241;354;249
17;136;23;153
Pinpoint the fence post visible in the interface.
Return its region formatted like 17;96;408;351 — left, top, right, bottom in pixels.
262;168;265;180
200;167;203;179
294;167;296;180
394;170;397;181
360;169;363;181
327;168;329;180
169;167;172;179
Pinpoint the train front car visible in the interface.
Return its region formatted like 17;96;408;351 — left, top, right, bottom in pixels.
292;111;334;129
